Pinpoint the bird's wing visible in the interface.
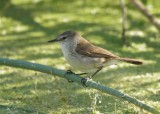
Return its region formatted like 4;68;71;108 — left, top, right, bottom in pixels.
75;38;118;59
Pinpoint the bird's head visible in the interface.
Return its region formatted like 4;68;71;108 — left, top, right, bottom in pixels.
48;31;80;44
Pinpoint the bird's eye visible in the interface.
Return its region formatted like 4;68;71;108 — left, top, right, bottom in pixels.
62;36;67;39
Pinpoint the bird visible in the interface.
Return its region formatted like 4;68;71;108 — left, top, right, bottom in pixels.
48;31;143;82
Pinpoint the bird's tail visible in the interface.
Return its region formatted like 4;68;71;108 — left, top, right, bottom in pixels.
117;58;143;65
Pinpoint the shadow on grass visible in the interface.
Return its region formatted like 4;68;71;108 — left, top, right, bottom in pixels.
0;104;45;114
0;71;127;113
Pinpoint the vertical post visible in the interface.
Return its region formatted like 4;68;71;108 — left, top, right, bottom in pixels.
120;0;127;44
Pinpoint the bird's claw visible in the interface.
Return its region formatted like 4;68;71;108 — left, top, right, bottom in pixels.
66;70;87;76
66;70;75;82
66;70;89;84
81;78;90;87
66;70;74;74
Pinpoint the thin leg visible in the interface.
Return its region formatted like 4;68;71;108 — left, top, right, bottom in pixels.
81;66;103;87
89;66;103;79
77;72;88;75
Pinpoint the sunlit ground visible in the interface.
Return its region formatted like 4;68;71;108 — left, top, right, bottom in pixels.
0;0;160;113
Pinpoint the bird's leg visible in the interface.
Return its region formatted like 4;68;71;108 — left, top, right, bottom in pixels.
81;66;103;87
77;72;88;75
89;66;103;79
66;70;87;82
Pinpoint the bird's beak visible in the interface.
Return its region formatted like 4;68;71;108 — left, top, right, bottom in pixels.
48;38;58;43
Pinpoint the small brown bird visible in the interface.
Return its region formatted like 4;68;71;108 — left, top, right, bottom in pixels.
48;31;142;80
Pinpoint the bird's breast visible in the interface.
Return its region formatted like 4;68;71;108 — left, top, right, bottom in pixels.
60;43;98;72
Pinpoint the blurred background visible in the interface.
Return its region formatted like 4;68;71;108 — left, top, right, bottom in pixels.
0;0;160;113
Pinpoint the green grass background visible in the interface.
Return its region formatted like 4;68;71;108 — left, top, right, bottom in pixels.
0;0;160;113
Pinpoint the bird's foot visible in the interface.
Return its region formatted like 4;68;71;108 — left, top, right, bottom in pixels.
66;70;87;83
66;70;75;82
66;70;87;75
66;70;75;74
81;78;91;87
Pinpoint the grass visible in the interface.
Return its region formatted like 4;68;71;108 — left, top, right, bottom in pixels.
0;0;160;113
